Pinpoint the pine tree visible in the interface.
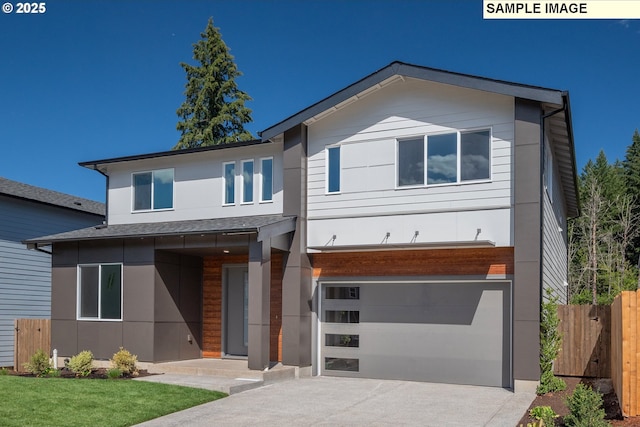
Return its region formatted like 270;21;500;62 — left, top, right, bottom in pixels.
174;18;253;149
623;129;640;267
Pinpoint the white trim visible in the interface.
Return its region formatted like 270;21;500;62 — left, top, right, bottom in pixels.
76;263;123;321
131;168;175;212
241;159;255;204
325;146;341;194
259;156;274;203
222;161;236;206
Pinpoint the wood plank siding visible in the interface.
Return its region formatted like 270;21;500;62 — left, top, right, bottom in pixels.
202;253;283;361
311;247;514;278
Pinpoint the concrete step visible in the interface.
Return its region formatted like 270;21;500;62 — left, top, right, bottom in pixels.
144;360;297;384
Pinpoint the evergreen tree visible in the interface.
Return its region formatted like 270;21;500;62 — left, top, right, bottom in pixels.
174;18;253;149
623;129;640;265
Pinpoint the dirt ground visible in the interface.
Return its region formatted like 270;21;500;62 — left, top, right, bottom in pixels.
517;376;638;426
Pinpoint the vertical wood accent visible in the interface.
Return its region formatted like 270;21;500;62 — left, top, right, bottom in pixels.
611;291;640;417
554;305;610;378
311;247;514;278
202;253;282;362
14;318;51;372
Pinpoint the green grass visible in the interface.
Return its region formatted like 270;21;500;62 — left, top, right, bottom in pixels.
0;375;226;427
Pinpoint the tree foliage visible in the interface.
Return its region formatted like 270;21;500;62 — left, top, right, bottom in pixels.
569;132;640;304
174;18;253;149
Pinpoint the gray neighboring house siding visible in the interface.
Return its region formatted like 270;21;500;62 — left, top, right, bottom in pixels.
0;178;104;367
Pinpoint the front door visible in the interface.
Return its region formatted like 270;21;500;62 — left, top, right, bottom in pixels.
225;266;248;357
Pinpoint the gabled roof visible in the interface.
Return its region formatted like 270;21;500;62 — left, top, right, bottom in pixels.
259;61;568;141
24;214;295;245
0;176;105;216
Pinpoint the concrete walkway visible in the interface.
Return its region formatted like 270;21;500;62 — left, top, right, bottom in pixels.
134;376;535;427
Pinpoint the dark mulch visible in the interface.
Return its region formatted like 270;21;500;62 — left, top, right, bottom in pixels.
5;367;155;379
517;376;625;426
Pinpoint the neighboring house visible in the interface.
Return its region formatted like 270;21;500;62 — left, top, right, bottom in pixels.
26;62;578;391
0;177;105;367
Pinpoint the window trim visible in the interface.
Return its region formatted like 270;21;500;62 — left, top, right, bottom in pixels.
325;146;341;194
241;159;255;204
131;168;174;212
395;128;492;189
76;263;123;322
259;157;274;203
222;161;236;206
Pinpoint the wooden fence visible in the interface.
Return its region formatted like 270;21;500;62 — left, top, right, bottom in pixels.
554;304;611;378
14;318;50;372
611;291;640;417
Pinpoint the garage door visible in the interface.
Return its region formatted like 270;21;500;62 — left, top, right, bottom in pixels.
319;282;511;387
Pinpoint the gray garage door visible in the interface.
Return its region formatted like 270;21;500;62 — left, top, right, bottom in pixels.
320;282;511;387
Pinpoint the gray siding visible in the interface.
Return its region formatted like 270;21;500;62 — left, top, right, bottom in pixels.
542;146;569;303
0;195;103;367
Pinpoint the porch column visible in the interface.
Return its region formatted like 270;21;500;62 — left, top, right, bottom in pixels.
248;238;270;370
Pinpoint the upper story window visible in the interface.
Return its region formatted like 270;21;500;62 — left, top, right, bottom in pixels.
223;161;235;205
132;168;174;211
397;130;490;188
241;160;254;204
260;157;273;202
326;146;341;193
77;263;122;321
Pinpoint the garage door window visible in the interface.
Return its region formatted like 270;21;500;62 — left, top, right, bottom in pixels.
325;334;359;347
326;286;359;299
325;357;359;372
325;310;359;323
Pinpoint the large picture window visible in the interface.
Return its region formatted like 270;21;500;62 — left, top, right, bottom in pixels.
132;169;174;211
78;264;122;320
398;130;490;187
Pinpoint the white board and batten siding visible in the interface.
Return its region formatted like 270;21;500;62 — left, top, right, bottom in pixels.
0;196;103;367
106;142;284;225
306;77;515;249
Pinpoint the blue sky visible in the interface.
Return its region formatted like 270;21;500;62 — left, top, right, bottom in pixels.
1;0;638;202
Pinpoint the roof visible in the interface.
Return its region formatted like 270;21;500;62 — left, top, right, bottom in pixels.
24;214;295;245
0;176;105;216
80;139;268;174
259;61;569;141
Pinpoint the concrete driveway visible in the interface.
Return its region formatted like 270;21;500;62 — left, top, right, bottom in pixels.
134;376;534;427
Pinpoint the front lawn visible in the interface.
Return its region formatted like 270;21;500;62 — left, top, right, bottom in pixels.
0;375;226;427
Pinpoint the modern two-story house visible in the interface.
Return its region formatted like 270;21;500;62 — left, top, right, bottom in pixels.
26;62;578;391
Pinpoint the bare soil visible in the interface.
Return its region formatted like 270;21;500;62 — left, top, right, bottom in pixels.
517;376;633;426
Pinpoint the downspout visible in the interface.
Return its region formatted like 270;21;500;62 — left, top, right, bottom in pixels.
92;165;109;225
540;102;567;307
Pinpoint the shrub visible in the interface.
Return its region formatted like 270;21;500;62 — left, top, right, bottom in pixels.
0;367;8;375
22;349;52;377
107;368;122;379
110;347;138;376
68;350;94;377
564;383;610;427
537;290;566;394
530;405;558;426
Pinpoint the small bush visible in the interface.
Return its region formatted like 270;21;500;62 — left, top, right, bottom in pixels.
22;349;52;377
110;347;138;376
68;350;94;377
47;368;61;377
564;383;610;427
0;367;8;375
107;368;122;379
530;405;557;426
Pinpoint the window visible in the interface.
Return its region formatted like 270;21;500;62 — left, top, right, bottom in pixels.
223;162;235;205
132;169;174;211
78;264;122;320
242;160;254;203
260;157;273;202
325;357;359;372
544;141;553;200
326;286;360;299
327;146;341;193
398;138;425;186
397;130;490;187
325;334;360;347
325;310;360;323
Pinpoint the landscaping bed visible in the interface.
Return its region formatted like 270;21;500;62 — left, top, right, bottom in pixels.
517;376;633;426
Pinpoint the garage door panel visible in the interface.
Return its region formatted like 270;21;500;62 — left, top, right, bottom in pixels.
320;282;511;388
